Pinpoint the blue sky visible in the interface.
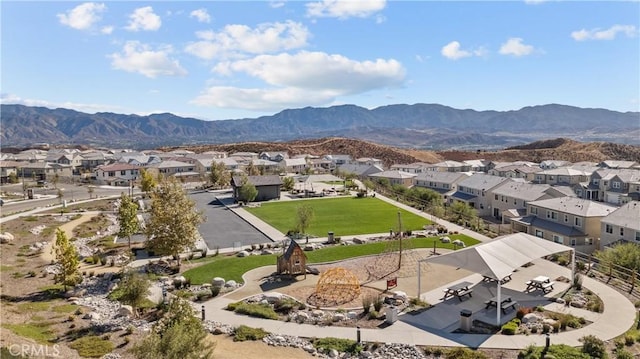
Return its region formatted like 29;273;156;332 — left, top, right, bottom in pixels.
2;1;639;121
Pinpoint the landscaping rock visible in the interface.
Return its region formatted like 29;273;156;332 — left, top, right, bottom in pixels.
118;305;134;317
352;238;366;244
522;313;542;324
440;236;451;243
452;239;466;247
312;309;324;317
236;250;249;257
328;349;339;358
225;280;237;288
264;292;284;303
303;245;315;251
261;249;274;255
393;291;408;302
333;313;345;322
346;311;358;319
212;277;225;287
0;232;14;243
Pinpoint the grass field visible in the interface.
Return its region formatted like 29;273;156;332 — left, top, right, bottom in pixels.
183;234;478;284
245;197;433;237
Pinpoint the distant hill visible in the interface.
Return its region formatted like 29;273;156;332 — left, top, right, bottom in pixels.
164;137;640;167
1;103;638;149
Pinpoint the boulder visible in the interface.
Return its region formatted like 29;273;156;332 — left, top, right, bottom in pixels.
264;292;284;303
261;249;274;255
212;277;226;287
88;312;102;321
225;280;237;288
329;349;339;358
522;313;542;324
236;250;249;258
303;245;315;251
294;311;309;321
452;239;466;247
312;309;324;317
118;305;134;317
352;238;366;244
393;291;408;302
346;311;358;319
0;232;15;243
440;236;451;243
333;313;345;322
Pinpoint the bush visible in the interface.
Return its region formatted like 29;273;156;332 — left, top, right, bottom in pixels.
228;302;279;320
273;298;300;314
615;349;634;359
362;295;373;314
581;335;608;359
517;307;531;320
313;337;362;355
445;347;489;359
519;344;589;359
373;296;383;312
234;325;269;342
69;336;115;358
501;321;518;335
210;286;221;297
573;273;583;290
623;334;635;346
368;310;379;320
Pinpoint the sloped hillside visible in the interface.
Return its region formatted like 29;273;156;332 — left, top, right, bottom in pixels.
164;137;442;167
439;138;640;163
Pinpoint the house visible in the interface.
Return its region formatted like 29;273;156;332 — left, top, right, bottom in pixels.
278;158;308;174
249;159;281;174
463;159;491;173
277;240;307;278
368;170;416;187
490;182;569;221
576;169;640;204
598;160;639;169
426;161;470;173
338;163;384;178
259;152;289;162
231;175;282;202
229;152;259;162
540;160;572;170
146;160;199;181
324;154;352;167
94;163;140;186
0;160;20;184
600;201;640;248
194;158;239;175
200;151;227;159
511;197;618;253
308;158;333;173
532;168;591;186
80;151;112;170
390;162;430;174
413;171;470;199
355;157;383;167
449;174;511;216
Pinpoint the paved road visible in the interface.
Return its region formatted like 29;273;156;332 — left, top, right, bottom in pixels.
190;191;272;251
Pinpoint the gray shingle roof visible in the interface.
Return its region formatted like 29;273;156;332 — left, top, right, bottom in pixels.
492;182;551;201
601;201;640;230
232;175;282;187
529;197;618;217
513;216;586;237
458;173;510;190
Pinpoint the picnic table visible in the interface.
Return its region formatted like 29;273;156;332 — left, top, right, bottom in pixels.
485;295;518;313
525;275;555;293
482;273;513;284
443;281;474;301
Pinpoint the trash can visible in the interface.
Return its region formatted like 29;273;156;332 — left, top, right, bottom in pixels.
460;309;472;332
327;231;334;243
385;306;398;324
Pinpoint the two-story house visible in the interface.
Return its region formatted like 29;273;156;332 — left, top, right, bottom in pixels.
390;162;430;174
259;152;289;162
539;160;572;170
426;160;471;173
490;182;570;222
600;201;640;248
511;197;618;253
146;160;197;181
355;157;384;167
368;170;416;187
278;158;307;174
324;154;352;167
413;171;471;200
598;160;639;169
94;163;140;186
532;167;592;186
338;163;383;178
577;169;640;204
449;173;511;216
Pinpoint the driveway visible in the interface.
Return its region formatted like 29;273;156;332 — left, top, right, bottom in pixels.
190;191;272;251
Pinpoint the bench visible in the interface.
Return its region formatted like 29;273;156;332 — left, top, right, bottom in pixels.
456;289;473;301
542;281;555;293
501;300;518;313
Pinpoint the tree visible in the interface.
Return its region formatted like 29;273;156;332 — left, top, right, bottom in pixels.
145;177;204;266
282;176;295;191
209;161;230;188
53;228;81;291
117;193;140;252
57;188;64;203
131;298;214;359
594;242;640;273
245;161;260;176
87;185;95;199
238;180;258;204
140;169;157;196
8;172;18;184
450;201;477;225
295;204;314;235
113;270;150;318
362;179;375;192
52;173;59;189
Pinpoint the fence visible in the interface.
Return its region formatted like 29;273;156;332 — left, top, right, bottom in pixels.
574;251;640;299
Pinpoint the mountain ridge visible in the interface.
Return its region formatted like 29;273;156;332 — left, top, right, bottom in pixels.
1;103;638;149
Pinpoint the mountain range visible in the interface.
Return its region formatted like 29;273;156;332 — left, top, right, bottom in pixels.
1;103;638;149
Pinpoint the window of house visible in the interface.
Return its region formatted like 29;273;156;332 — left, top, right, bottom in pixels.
570;238;576;247
605;224;613;234
636;231;640;241
620;228;624;236
547;211;558;220
120;170;126;175
592;179;599;185
574;217;582;227
612;181;621;189
553;235;563;244
604;181;608;186
564;214;569;223
549;176;555;181
530;206;537;215
535;230;544;238
108;171;115;176
586;238;593;245
495;194;498;200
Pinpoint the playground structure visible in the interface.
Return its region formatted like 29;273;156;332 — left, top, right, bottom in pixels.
308;267;361;307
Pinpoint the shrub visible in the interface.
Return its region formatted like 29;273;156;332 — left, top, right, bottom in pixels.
409;297;429;307
69;336;114;358
362;295;373;314
445;347;489;359
624;334;635;346
273;298;299;314
373;296;383;312
234;325;269;342
615;349;634;359
368;310;379;320
229;302;279;320
501;321;518;335
581;335;608;359
313;337;362;355
210;286;221;297
516;307;531;320
573;273;583;290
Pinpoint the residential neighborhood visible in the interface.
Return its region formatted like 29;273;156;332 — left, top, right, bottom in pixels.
1;146;639;255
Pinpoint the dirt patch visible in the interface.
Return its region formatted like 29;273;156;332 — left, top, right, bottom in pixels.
212;334;314;359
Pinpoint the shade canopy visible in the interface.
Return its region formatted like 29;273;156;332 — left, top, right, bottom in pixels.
422;232;574;280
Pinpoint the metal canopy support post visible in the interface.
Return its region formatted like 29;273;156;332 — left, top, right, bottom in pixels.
496;281;502;326
417;261;422;299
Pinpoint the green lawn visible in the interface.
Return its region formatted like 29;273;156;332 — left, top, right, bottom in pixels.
183;234;478;285
245;197;432;237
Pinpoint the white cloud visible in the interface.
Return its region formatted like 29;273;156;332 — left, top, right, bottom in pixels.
125;6;161;32
190;8;211;23
499;37;534;57
441;41;471;60
306;0;386;19
524;0;548;4
57;2;106;31
441;41;487;60
194;51;405;110
269;1;286;8
101;26;114;34
185;21;310;60
109;41;187;78
571;25;638;41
